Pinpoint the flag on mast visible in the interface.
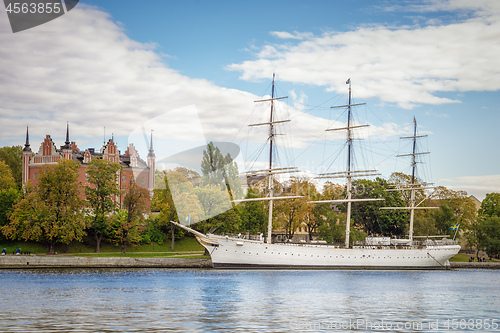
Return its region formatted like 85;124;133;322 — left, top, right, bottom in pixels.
346;78;350;84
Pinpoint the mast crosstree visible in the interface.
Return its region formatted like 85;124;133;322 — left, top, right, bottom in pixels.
380;117;438;244
310;79;383;248
236;74;301;244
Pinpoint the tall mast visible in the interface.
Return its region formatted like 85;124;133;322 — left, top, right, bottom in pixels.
243;74;301;244
382;117;436;245
409;117;417;243
269;73;275;172
400;117;430;244
267;74;276;244
345;80;353;249
311;78;383;248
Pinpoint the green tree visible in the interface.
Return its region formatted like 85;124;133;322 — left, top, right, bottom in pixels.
0;161;20;241
114;177;150;253
0;146;22;189
432;204;458;235
208;207;241;234
2;183;48;247
317;218;345;244
413;213;438;236
275;198;303;240
314;182;345;242
388;172;426;206
475;215;500;258
351;178;408;237
141;214;168;245
201;142;242;200
85;158;122;252
194;184;232;225
107;210;142;253
471;193;500;258
0;188;19;239
289;177;318;240
317;217;366;246
430;186;476;233
201;142;226;187
152;172;178;251
193;144;240;234
2;159;85;254
174;166;202;187
478;193;500;217
238;188;267;234
0;160;16;190
273;178;313;241
153;170;200;250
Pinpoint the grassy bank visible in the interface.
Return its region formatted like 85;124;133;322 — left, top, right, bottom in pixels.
450;253;499;262
0;236;204;256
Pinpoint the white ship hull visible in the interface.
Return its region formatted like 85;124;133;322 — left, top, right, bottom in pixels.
197;235;460;269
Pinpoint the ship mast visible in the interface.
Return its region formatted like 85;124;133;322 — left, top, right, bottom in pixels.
381;117;437;245
267;74;277;244
311;79;382;248
409;117;418;243
345;81;354;248
235;74;302;244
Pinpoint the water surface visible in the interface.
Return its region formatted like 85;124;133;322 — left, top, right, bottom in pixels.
1;269;499;332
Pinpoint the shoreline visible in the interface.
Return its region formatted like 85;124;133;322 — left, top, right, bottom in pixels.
449;261;500;269
0;255;212;269
2;255;500;269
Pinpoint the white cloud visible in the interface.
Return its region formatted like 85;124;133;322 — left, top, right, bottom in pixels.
270;31;314;40
438;174;500;200
1;5;377;174
228;0;500;109
0;5;263;151
395;0;500;17
0;3;422;178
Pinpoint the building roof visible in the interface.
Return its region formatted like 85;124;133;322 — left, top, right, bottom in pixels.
26;125;152;170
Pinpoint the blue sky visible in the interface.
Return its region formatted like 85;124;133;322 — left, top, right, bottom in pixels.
0;0;499;200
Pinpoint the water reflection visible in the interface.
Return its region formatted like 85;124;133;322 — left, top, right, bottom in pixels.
0;269;499;332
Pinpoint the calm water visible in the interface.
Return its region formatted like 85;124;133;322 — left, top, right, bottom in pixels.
0;269;499;332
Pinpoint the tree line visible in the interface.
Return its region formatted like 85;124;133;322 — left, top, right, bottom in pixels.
0;146;149;254
1;145;499;257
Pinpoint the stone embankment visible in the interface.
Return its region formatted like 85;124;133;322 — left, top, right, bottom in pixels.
450;261;500;269
0;255;212;269
2;255;498;269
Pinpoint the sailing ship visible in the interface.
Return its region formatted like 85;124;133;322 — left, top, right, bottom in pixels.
172;77;460;269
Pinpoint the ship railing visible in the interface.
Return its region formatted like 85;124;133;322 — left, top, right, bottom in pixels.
224;233;265;241
222;233;348;246
355;235;457;248
415;235;457;246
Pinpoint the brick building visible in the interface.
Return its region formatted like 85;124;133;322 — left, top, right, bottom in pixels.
22;124;155;205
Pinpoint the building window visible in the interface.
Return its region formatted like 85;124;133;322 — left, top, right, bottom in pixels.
122;175;126;182
33;173;37;180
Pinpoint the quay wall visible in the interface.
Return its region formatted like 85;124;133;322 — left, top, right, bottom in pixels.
450;261;500;269
1;255;498;269
0;255;212;269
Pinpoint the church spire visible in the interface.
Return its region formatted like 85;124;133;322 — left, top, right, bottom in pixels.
65;122;70;146
147;131;155;191
62;122;73;160
22;126;32;185
23;126;31;152
148;131;155;157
